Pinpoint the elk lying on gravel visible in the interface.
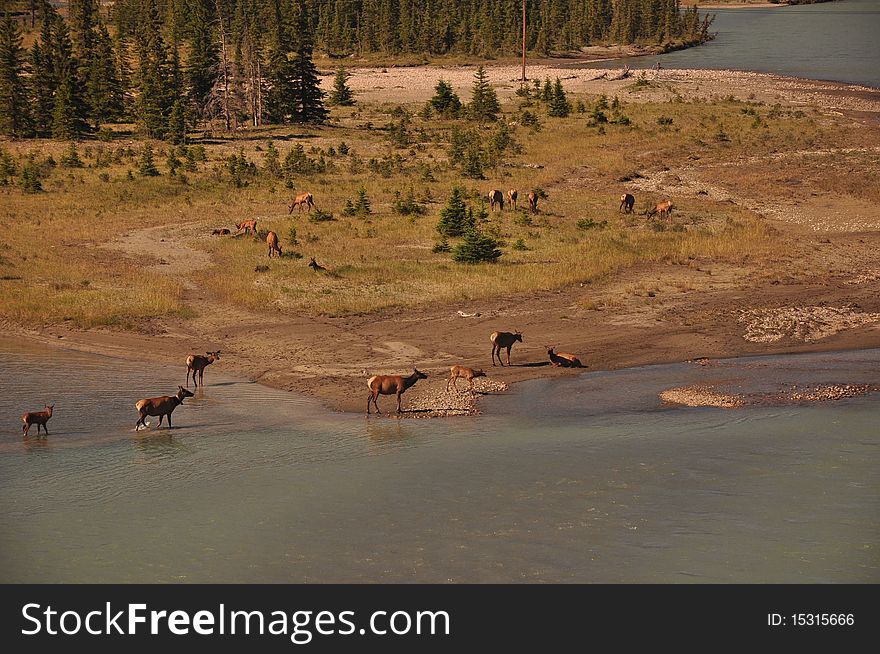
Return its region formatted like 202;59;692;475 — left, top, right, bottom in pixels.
235;219;257;236
446;366;486;391
491;330;523;367
507;189;518;210
22;404;54;437
267;231;282;258
288;192;315;213
488;189;504;211
135;386;194;430
646;200;674;220
619;193;635;213
211;228;231;236
366;369;428;414
186;351;220;387
547;347;584;368
527;191;539;214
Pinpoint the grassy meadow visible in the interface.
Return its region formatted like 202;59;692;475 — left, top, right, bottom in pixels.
1;78;869;328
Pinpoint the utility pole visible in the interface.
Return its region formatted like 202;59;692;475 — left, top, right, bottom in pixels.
521;0;527;85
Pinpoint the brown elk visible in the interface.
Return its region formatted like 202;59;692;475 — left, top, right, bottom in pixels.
235;219;257;236
527;191;539;214
488;189;504;211
547;347;584;368
22;404;54;437
308;257;327;272
366;369;428;414
491;330;523;367
267;231;282;258
646;200;674;220
135;386;194;430
446;365;486;392
507;189;518;210
186;351;221;387
619;193;635;214
211;228;231;236
288;192;315;214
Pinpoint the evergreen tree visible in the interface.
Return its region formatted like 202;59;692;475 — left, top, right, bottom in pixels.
290;0;328;124
467;66;499;122
134;0;175;138
263;140;282;177
0;15;30;137
138;142;160;176
87;24;125;128
436;186;474;237
328;67;355;106
452;226;502;263
429;78;461;117
185;0;219;122
353;186;372;215
548;78;570;117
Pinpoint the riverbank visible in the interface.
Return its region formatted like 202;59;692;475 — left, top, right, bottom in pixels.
3;65;880;417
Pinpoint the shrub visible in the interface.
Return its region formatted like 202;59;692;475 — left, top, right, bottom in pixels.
392;187;426;216
511;238;528;251
432;236;452;253
576;218;608;230
60;143;84;168
452;228;502;263
138;143;159;176
309;209;335;223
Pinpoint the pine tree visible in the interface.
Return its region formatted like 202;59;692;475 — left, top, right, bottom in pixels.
290;0;328;125
0;15;30;137
134;0;174;138
185;0;219;122
548;78;570;117
436;186;475;237
429;78;461;117
263;140;282;177
354;187;372;215
138;142;160;176
467;66;499;122
452;226;502;263
87;24;124;128
328;67;355;106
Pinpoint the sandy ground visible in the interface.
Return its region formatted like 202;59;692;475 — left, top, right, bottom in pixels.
9;66;880;416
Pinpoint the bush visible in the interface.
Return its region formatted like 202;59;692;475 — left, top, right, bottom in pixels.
511;238;528;251
576;218;608;230
138;143;159;176
452;228;502;263
309;210;335;223
432;236;452;253
60;143;84;168
392;187;426;216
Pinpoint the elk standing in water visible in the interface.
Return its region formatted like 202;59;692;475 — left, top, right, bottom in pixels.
547;347;584;368
646;200;674;220
507;189;518;211
267;231;282;258
527;191;539;214
491;330;523;367
619;193;635;214
488;189;504;211
446;366;486;392
186;351;221;387
22;404;54;437
235;219;257;236
135;386;194;430
366;369;428;414
288;192;315;213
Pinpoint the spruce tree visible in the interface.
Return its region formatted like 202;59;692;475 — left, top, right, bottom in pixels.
328;67;355;106
138;142;159;176
429;79;461;117
185;0;218;122
548;78;570;117
0;15;30;137
467;66;499;122
290;0;328;125
134;0;174;138
86;24;124;128
452;226;502;263
436;186;474;238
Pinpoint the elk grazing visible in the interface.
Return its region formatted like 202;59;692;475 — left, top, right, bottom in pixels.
491;330;523;367
619;193;635;214
446;366;486;392
22;404;54;437
646;200;674;220
288;192;315;214
211;228;231;236
547;347;584;368
488;189;504;211
135;386;194;431
366;369;428;414
234;219;257;236
507;189;518;210
186;351;221;387
527;191;539;214
267;231;282;258
308;257;327;272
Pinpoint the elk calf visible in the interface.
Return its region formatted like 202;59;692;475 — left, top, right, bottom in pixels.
308;257;327;272
488;189;504;211
507;189;518;210
619;193;635;214
446;366;486;391
288;192;315;214
267;231;282;258
490;330;523;367
186;351;220;387
135;386;194;430
211;228;231;236
647;200;674;220
235;219;257;236
366;369;428;414
547;347;584;368
527;191;539;214
22;404;54;437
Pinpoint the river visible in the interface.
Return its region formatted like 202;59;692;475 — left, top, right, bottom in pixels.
0;340;876;583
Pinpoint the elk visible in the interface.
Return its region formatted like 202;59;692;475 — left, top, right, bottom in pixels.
619;193;635;214
527;191;539;214
308;257;327;272
366;369;428;414
288;192;315;214
488;189;504;211
646;200;674;220
507;189;518;210
446;365;486;392
186;351;221;387
211;228;231;236
547;347;584;368
135;386;194;430
234;219;257;236
491;330;523;367
22;404;54;437
267;231;282;258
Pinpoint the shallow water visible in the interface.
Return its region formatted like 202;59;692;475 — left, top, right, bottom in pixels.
579;0;880;88
0;340;877;582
